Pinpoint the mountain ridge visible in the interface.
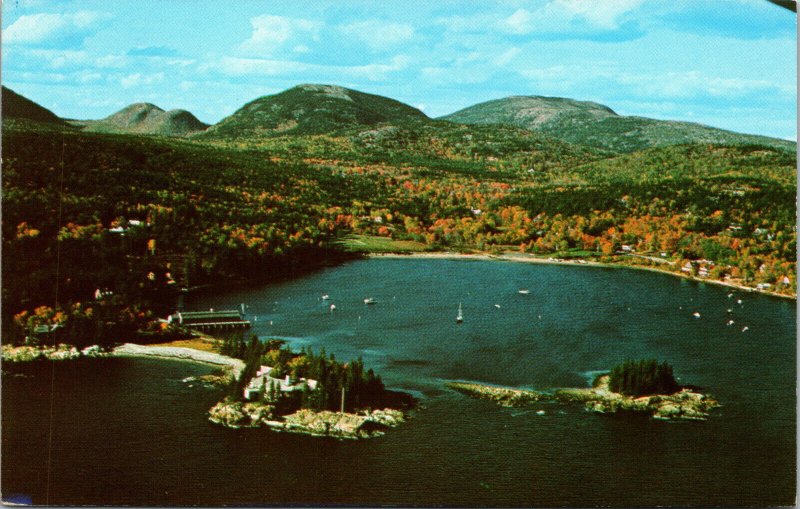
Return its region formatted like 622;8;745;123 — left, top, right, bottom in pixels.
2;86;66;125
440;95;795;153
3;85;794;153
76;102;209;136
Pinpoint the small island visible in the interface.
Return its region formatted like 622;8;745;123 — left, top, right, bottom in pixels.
447;359;720;421
206;335;414;439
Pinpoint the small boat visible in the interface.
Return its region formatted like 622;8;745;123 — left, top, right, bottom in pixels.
727;293;733;298
737;299;743;305
321;294;330;300
456;303;464;324
727;320;735;326
364;298;376;305
693;312;701;318
494;304;501;309
536;410;546;416
742;326;749;332
330;304;336;312
727;308;733;313
518;289;530;295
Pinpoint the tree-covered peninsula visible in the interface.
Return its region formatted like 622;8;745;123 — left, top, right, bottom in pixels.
208;336;414;438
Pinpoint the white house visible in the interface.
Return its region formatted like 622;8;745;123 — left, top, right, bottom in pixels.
243;365;319;401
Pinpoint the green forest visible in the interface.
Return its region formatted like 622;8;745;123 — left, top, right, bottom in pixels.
608;359;680;397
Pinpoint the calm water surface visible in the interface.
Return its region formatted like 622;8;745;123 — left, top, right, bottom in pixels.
3;259;796;506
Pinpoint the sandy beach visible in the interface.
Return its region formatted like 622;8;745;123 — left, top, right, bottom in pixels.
112;343;245;377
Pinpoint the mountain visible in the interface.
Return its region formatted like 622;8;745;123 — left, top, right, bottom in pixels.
78;103;209;136
201;84;429;139
2;86;65;125
441;95;796;153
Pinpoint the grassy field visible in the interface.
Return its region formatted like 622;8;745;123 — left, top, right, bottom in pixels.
149;337;220;353
337;234;429;253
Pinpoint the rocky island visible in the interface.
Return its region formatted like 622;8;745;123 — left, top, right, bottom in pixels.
447;359;720;421
205;335;414;439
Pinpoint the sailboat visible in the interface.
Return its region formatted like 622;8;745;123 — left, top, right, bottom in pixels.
456;303;464;324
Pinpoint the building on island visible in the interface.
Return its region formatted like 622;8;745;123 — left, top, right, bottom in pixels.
167;309;251;330
243;365;319;401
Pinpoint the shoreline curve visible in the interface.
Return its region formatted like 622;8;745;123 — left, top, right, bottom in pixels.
367;251;796;301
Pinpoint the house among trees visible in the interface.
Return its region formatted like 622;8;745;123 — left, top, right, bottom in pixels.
167;309;250;329
94;288;114;301
243;365;319;401
31;323;62;342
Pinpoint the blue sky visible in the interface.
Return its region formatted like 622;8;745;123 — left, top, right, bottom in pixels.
2;0;796;140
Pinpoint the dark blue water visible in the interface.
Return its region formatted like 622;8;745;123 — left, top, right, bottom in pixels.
3;259;796;506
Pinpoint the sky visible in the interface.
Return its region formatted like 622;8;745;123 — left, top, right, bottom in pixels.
2;0;796;140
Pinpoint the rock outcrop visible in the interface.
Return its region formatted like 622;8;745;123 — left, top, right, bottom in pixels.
208;400;406;439
447;375;720;421
446;381;551;407
2;344;107;362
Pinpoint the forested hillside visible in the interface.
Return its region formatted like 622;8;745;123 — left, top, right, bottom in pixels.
3;86;796;345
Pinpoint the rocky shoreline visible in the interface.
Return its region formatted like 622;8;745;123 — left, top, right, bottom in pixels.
208;399;406;439
447;375;720;421
2;344;105;362
2;342;245;379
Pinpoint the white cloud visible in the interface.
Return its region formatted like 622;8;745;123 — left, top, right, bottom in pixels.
76;71;102;84
339;20;415;50
435;14;495;33
239;15;320;55
5;11;111;46
497;0;644;35
165;58;197;68
120;72;164;89
556;0;645;30
615;71;791;99
95;54;127;68
501;9;534;35
496;47;520;66
216;57;311;76
213;54;410;82
27;49;89;68
345;55;411;81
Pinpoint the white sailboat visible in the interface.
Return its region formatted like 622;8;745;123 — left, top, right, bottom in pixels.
456;303;464;324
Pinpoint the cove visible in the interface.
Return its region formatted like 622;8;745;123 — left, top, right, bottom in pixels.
3;258;795;506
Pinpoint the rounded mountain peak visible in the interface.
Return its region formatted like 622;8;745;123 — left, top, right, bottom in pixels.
202;84;429;139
